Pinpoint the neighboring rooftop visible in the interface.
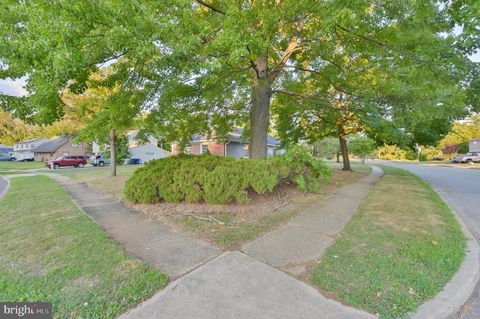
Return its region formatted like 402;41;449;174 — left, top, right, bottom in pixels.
0;145;13;152
127;130;158;145
16;137;46;144
33;137;70;153
191;128;280;146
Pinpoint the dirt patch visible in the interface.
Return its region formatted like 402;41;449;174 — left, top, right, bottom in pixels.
130;169;369;249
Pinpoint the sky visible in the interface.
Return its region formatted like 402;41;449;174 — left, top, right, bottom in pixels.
1;52;479;97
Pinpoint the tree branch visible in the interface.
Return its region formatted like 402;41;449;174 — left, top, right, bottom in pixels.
195;0;226;15
269;38;300;81
84;51;128;68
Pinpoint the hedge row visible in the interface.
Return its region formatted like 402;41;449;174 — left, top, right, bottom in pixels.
124;146;331;205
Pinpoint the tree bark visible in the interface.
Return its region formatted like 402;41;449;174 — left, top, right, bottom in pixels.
249;54;271;160
362;155;366;164
338;125;351;171
336;152;341;163
110;129;117;177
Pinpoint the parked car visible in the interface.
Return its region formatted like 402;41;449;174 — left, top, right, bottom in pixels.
452;152;480;164
90;155;111;167
45;156;87;169
0;154;16;161
18;158;34;162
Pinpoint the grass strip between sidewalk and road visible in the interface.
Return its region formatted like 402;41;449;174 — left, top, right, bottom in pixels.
0;176;167;318
312;166;466;319
0;161;45;170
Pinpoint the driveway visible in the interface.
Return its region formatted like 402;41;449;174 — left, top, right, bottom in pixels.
378;162;480;318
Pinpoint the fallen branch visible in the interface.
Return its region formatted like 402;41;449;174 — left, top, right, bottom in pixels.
272;200;291;212
184;212;225;225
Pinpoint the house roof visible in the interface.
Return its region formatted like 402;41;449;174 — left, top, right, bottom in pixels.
127;130;158;144
33;137;70;153
17;137;46;144
191;128;280;146
471;138;480;142
0;145;13;152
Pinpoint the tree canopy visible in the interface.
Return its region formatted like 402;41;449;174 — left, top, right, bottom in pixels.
0;0;477;161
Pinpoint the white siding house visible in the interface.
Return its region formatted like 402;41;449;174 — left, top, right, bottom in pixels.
470;138;480;152
129;144;170;163
13;138;49;161
126;130;171;163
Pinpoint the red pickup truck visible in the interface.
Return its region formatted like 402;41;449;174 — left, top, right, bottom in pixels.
45;156;87;169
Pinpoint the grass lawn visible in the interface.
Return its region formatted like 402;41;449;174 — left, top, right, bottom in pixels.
59;165;141;199
311;166;466;319
0;170;34;175
0;161;45;170
0;176;167;318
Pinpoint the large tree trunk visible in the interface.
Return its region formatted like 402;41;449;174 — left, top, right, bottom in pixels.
249;54;271;160
338;125;351;171
110;129;117;177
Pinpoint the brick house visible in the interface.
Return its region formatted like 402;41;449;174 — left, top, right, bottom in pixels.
171;128;281;159
33;137;90;162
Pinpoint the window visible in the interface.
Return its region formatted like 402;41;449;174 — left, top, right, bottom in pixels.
72;143;83;148
201;144;209;154
62;152;69;156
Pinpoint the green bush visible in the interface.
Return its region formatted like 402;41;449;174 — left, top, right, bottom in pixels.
125;146;331;205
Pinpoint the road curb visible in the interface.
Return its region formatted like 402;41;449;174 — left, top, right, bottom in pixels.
410;190;480;319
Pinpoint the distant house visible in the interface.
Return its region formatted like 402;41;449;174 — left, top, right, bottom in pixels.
0;145;14;159
33;137;90;162
126;130;171;163
14;138;49;161
470;138;480;152
171;128;281;159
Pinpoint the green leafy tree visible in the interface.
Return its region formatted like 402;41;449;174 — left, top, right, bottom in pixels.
2;0;474;163
349;136;376;164
100;134;131;165
312;137;340;161
71;71;142;176
273;0;471;170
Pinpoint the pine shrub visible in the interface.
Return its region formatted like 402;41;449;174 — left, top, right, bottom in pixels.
125;146;331;205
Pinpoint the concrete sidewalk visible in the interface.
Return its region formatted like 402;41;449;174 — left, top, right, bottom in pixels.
0;176;8;199
120;251;375;319
243;166;384;275
47;174;220;278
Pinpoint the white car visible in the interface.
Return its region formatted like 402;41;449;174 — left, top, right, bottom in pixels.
453;153;480;164
90;155;111;167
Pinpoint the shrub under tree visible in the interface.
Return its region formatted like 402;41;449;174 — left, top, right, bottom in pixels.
125;146;331;205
